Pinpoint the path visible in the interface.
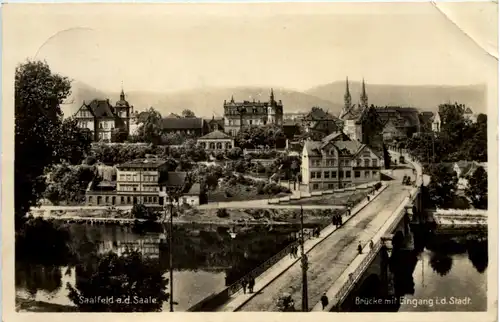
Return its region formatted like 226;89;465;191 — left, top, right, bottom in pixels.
216;168;414;312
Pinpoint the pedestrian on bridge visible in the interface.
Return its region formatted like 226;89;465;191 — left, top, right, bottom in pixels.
369;240;374;249
248;276;255;293
321;293;329;310
242;278;248;294
357;242;363;254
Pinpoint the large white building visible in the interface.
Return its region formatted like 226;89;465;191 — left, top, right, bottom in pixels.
301;132;383;192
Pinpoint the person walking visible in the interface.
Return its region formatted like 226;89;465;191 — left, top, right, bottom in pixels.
321;293;329;310
357;242;363;254
248;276;255;293
242;278;248;294
369;240;374;249
290;245;294;259
294;244;299;258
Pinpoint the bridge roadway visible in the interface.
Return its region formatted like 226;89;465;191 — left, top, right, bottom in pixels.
217;167;414;312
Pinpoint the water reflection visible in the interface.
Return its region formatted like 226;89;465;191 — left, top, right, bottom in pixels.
352;224;488;312
16;222;298;311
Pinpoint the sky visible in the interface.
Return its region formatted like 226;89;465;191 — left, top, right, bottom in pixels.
4;2;498;93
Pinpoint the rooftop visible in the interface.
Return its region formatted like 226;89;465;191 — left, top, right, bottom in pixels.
186;183;201;195
165;171;188;187
82;99;116;118
117;159;167;169
160;117;204;130
198;130;233;140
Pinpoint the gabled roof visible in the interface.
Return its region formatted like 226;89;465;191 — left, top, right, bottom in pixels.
165;172;187;187
198;130;232;140
117;159;167;169
333;141;365;156
304;139;365;158
186;183;201;195
165;113;181;119
464;107;473;114
160;117;204;130
84;99;116;118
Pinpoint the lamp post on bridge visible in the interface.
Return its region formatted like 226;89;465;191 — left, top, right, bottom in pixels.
299;205;309;311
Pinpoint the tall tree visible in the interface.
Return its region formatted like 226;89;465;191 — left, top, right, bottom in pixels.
137;107;163;145
427;164;458;208
15;60;71;226
181;109;195;118
465;166;488;209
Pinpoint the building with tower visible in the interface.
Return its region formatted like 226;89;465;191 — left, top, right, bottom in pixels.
339;78;367;141
223;89;284;137
74;87;133;142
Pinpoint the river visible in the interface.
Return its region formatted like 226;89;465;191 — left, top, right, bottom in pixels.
16;222;300;311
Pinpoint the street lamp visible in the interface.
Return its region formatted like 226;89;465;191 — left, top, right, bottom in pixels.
162;188;182;312
299;206;309;311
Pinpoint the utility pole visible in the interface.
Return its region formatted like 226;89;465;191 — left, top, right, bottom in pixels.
300;206;309;311
168;199;174;312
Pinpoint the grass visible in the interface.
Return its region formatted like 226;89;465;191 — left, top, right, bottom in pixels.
207;183;290;203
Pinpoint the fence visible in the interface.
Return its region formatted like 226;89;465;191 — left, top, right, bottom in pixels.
187;223;319;311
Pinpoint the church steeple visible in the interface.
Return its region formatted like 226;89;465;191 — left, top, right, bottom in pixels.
270;88;275;103
344;77;352;111
360;78;368;110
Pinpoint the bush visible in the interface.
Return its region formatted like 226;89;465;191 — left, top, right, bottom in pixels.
131;204;160;221
216;208;229;218
256;182;266;194
224;189;233;197
374;182;382;190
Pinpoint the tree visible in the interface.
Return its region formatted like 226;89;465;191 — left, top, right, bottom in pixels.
465;166;487;209
67;251;169;312
427;164;458;208
438;103;470;147
360;106;385;151
55;118;93;165
181;109;195;118
136;107;163;145
15;60;71;226
111;127;129;143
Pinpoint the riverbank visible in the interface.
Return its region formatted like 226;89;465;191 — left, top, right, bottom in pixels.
27;207;346;227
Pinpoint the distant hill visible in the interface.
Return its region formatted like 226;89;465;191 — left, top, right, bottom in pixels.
62;82;342;118
306;81;487;115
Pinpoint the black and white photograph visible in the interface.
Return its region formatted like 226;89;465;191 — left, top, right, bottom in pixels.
2;1;497;319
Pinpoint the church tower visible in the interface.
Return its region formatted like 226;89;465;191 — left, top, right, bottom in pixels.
341;77;352;118
360;78;368;110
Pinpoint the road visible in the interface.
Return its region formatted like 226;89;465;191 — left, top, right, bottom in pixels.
235;167;414;312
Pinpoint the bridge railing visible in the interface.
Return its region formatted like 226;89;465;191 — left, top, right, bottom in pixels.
187;226;317;311
331;240;382;306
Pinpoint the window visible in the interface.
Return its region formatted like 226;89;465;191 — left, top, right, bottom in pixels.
210;142;215;149
357;159;362;167
331;171;337;178
328;184;334;189
332;159;337;166
355;171;360;178
311;172;316;179
372;159;378;167
121;197;125;203
324;171;330;179
364;171;370;178
372;171;378;177
105;196;109;203
364;159;370;167
339;171;344;178
346;171;351;178
313;184;319;190
249;120;253;125
89;196;93;203
216;142;222;149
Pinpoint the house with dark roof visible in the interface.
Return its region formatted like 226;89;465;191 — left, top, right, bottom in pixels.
197;130;234;151
160;117;209;137
85;158;203;206
301;107;342;140
223;89;284;136
74;89;133;142
301;131;383;192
